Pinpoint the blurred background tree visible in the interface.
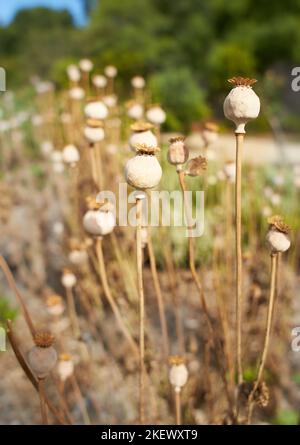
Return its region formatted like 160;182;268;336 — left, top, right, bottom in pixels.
1;0;300;130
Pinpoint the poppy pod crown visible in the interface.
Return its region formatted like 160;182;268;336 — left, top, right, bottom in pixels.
98;201;115;213
86;196;101;210
131;121;154;133
134;143;160;155
34;331;55;348
46;295;62;307
203;121;219;132
60;353;72;362
169;355;185;366
228;77;257;87
169;136;185;144
86;118;103;128
267;215;290;234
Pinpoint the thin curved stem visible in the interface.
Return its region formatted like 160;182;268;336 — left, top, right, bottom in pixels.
66;287;81;339
247;253;278;424
95;237;139;358
70;374;91;425
147;229;169;362
177;169;235;420
0;255;36;337
163;241;185;355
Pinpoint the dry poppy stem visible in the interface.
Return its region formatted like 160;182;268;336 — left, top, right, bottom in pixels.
175;390;181;425
163;241;185;355
225;179;234;288
247;253;278;424
177;169;235;420
95;141;104;190
235;133;244;386
0;255;36;337
136;196;146;424
70;165;80;233
38;379;48;424
110;231;139;302
89;143;98;186
203;342;214;420
6;321;69;425
53;376;75;425
70;374;91;425
147;228;169;362
95;236;139;357
82;72;90;95
212;246;235;390
66;287;81;339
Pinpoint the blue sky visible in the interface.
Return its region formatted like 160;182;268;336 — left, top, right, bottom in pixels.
0;0;87;26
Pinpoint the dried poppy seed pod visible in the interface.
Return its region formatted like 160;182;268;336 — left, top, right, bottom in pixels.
129;121;157;150
67;64;81;82
83;198;116;236
202;122;219;146
84;119;105;143
51;150;63;163
27;332;57;379
84;99;108;120
92;74;107;89
40;140;54;157
31;114;43;127
146;104;166;125
62;144;80;166
104;65;117;78
46;295;65;317
103;94;117;108
185;155;207;177
131;76;145;89
61;269;77;288
167;136;189;166
79;58;93;73
69;86;85;101
57;353;74;382
69;249;88;266
35;81;54;95
127;102;144;120
223;160;236;182
125;143;162;190
266;215;291;254
169;356;188;392
223;77;260;134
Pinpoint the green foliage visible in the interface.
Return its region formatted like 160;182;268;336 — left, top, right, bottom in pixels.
0;297;17;328
206;43;256;93
1;0;300;129
0;8;77;86
274;409;299;425
149;68;210;131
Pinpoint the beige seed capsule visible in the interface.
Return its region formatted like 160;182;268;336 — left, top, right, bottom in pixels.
167;136;189;166
223;77;260;134
27;332;57;379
